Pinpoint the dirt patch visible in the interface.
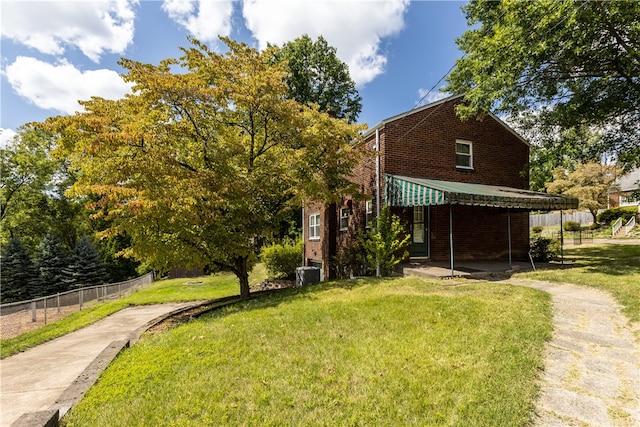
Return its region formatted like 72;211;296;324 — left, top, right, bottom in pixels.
1;306;79;340
250;279;295;292
144;303;221;335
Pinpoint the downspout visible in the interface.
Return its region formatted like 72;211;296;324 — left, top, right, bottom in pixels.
375;128;381;277
449;199;454;277
560;209;565;265
507;209;512;270
301;204;305;266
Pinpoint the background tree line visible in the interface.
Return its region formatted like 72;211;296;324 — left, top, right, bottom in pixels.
0;234;120;303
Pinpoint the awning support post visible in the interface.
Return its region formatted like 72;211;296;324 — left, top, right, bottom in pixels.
449;201;454;277
507;209;512;270
560;209;565;265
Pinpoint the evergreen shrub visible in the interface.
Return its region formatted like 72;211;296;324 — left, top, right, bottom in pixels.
562;221;581;232
529;237;560;262
596;206;638;225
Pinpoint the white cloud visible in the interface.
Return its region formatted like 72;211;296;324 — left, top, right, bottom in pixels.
5;56;132;115
162;0;234;43
241;0;410;87
0;0;137;62
0;128;18;149
416;87;450;107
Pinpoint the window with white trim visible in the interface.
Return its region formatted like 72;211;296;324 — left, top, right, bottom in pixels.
339;208;349;230
456;140;473;169
365;200;374;228
309;213;320;240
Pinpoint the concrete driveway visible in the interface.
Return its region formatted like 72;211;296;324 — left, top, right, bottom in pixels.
509;279;640;426
0;302;196;427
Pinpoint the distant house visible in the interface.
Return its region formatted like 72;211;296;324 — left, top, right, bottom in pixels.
609;168;640;208
303;95;577;280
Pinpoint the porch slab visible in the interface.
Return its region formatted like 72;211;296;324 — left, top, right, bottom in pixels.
399;259;563;279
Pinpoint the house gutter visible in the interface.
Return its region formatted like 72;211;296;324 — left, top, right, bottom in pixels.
375;128;381;277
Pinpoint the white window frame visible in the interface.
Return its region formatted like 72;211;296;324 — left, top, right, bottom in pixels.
455;140;473;169
339;207;349;231
309;213;320;240
365;200;374;228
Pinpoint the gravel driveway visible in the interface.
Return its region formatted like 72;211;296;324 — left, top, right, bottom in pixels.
508;278;640;426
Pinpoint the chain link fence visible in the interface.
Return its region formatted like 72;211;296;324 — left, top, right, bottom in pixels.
0;272;154;327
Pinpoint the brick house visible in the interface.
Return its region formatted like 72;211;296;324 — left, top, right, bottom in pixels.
303;95;577;280
609;168;640;208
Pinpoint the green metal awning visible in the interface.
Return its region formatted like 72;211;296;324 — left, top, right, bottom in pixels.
385;174;578;210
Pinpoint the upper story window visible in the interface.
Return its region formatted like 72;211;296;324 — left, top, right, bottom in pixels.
309;213;320;240
456;140;473;169
339;208;349;230
365;200;374;228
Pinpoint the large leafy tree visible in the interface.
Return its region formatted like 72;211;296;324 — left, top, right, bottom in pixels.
0;125;91;252
446;0;640;169
275;35;362;123
1;126;59;250
45;37;363;298
546;162;620;223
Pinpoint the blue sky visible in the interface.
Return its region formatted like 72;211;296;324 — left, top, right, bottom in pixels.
1;0;469;146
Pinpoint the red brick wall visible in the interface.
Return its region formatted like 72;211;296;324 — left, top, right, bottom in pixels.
383;98;529;188
429;205;530;261
306;97;532;278
303;201;333;279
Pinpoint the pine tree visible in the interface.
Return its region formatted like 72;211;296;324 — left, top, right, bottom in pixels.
63;236;108;289
1;236;41;302
36;232;71;294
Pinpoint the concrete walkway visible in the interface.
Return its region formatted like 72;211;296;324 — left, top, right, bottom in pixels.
508;279;640;426
0;302;196;427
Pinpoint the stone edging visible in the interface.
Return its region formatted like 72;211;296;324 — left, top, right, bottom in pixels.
10;298;241;427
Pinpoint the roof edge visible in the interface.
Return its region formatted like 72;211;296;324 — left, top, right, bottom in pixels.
360;94;464;140
360;94;530;147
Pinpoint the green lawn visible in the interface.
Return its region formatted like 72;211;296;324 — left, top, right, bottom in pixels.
517;243;640;322
62;277;551;426
1;267;267;359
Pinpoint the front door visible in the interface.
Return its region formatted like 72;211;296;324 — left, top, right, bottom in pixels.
410;206;429;258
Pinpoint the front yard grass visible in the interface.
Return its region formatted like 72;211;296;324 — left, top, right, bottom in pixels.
517;243;640;322
62;277;551;426
1;268;267;359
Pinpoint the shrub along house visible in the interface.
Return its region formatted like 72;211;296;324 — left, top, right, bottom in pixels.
303;95;578;280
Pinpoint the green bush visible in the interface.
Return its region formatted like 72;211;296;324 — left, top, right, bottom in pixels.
529;237;560;262
260;238;302;280
562;221;581;232
596;206;638;225
359;206;410;276
531;226;543;235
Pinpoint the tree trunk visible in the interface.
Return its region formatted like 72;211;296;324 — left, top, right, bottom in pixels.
234;256;251;299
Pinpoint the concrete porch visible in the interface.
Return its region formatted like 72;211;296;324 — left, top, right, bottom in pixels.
398;259;568;279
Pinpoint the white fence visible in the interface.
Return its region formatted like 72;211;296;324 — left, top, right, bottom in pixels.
0;272;154;324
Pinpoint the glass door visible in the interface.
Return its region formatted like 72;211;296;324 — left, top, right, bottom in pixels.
410;206;429;257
